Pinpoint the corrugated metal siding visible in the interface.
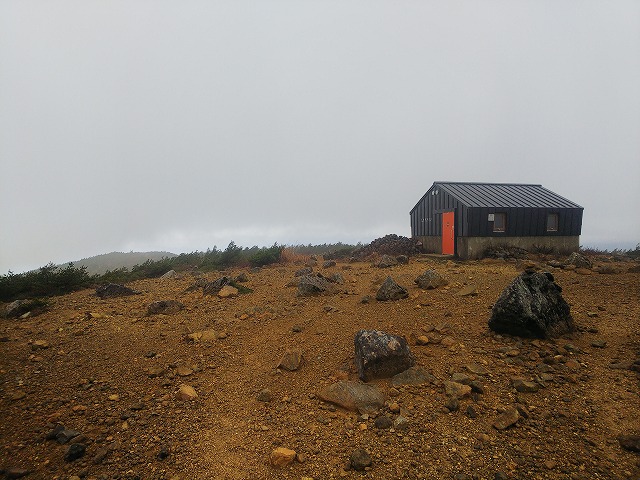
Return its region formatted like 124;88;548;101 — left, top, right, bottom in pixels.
410;184;466;237
410;182;583;238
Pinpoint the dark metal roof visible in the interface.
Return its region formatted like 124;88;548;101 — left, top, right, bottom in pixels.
433;182;582;208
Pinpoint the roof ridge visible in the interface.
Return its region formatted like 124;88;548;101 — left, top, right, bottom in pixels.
434;181;542;187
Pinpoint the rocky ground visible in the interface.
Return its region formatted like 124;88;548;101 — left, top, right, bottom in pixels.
1;254;639;480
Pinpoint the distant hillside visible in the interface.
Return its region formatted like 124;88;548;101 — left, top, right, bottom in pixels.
67;251;177;276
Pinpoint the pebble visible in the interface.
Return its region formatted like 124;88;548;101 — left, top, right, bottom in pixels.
270;447;296;468
444;381;472;399
278;349;304;371
176;384;198;401
374;415;393;429
256;389;272;402
512;379;539;393
31;340;49;350
492;407;520;430
4;468;31;479
349;449;372;471
65;443;86;462
9;390;27;401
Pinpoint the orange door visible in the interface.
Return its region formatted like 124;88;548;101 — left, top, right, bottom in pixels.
442;211;455;255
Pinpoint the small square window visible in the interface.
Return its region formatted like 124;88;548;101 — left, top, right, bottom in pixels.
547;213;559;232
493;213;506;232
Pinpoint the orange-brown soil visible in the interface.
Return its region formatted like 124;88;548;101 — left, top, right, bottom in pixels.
1;257;639;479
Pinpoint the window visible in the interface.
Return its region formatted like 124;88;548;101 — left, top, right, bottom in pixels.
493;213;506;232
547;213;559;232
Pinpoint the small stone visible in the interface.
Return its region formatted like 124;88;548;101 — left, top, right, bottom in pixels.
445;397;460;412
565;359;580;370
394;415;409;430
456;285;478;296
176;384;198;401
146;366;165;378
512;379;539;393
108;394;120;401
444;381;472;399
466;405;478;419
257;389;273;402
65;443;86;462
270;447;296;468
176;366;193;376
218;285;239;298
415;335;430;345
375;276;408;301
544;460;556;469
350;449;372;471
391;366;435;387
147;300;184;315
4;468;31;479
441;336;456;347
591;340;607;348
278;349;303;371
157;445;170;460
317;381;385;414
374;415;393;429
466;363;489;375
617;434;640;452
31;340;49;350
492;407;520;430
92;447;109;464
9;390;27;401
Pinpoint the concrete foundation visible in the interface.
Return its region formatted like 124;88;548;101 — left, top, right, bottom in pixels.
415;236;580;259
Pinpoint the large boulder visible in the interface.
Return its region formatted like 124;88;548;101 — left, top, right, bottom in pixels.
354;330;415;381
488;271;574;338
376;277;408;301
414;270;448;289
95;284;140;299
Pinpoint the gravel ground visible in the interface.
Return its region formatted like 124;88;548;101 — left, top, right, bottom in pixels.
1;255;639;480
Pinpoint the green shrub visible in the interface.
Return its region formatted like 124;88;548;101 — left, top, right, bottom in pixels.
0;263;92;301
249;244;283;267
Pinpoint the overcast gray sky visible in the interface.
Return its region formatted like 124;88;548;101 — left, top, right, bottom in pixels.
1;1;639;274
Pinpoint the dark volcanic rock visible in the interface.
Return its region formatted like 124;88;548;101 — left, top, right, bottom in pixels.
297;274;334;297
350;449;373;471
488;271;574;339
351;234;420;259
354;330;415;381
203;276;232;296
64;443;86;462
414;270;448;289
565;252;592;269
95;283;140;299
183;277;208;293
147;300;184;315
376;277;409;301
294;267;313;277
376;255;398;268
